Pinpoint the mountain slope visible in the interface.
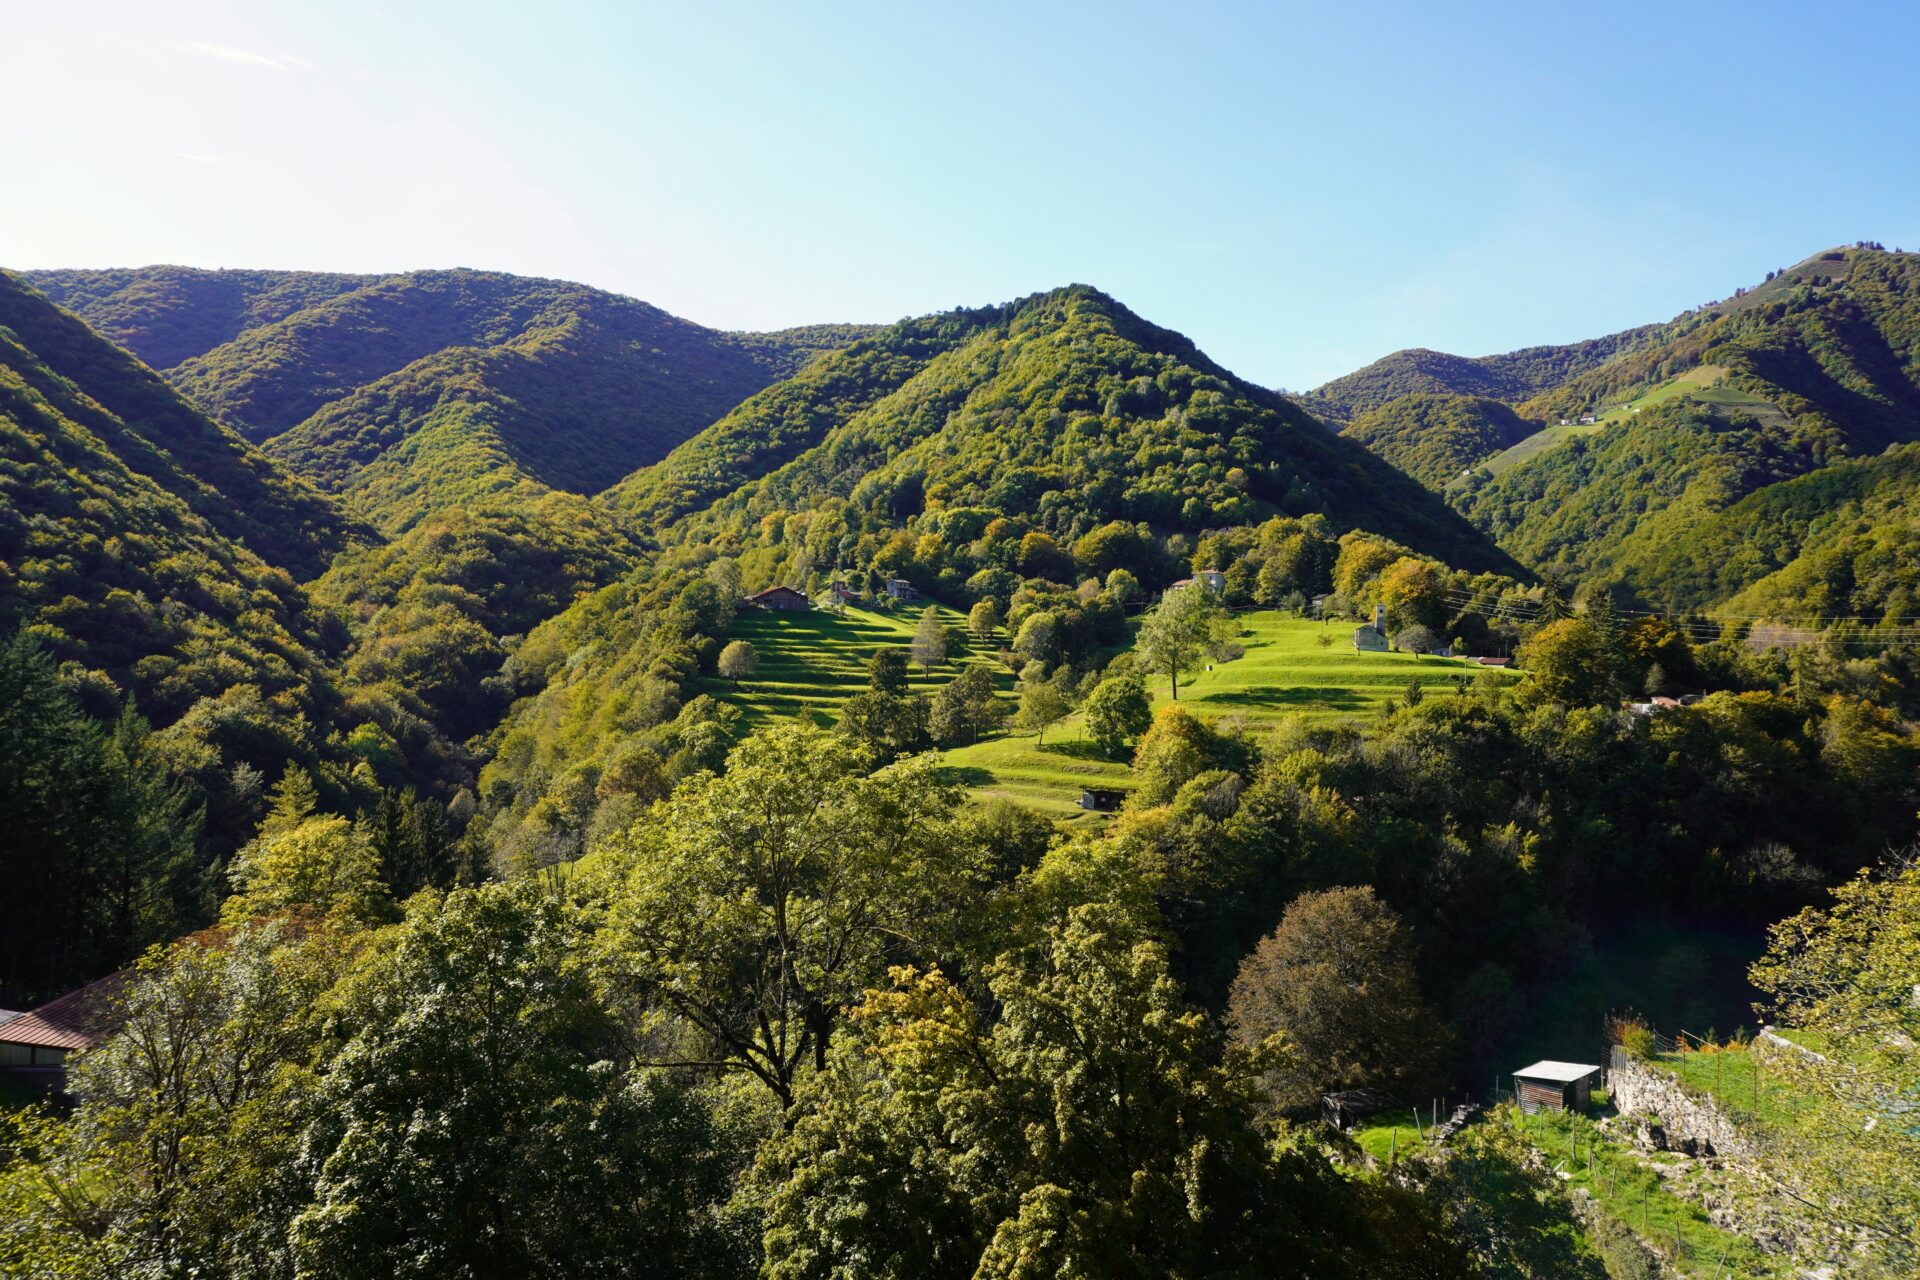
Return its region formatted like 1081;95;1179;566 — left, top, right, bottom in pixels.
30;267;876;531
1300;325;1660;425
1457;247;1920;604
0;272;358;580
475;286;1522;861
619;285;1513;574
1339;394;1538;489
0;271;343;722
25;266;368;371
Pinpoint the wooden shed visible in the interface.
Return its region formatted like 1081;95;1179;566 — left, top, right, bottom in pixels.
1512;1060;1600;1113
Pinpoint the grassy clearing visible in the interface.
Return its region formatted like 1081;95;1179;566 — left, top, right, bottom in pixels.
943;612;1510;814
693;603;1009;729
1512;1104;1782;1278
1477;421;1606;477
1349;1108;1429;1164
1160;611;1496;728
1473;365;1778;481
705;608;1513;815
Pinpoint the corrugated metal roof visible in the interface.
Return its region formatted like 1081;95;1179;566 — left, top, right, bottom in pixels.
1514;1060;1600;1084
0;970;131;1052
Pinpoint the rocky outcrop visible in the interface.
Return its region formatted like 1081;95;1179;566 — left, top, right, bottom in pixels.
1606;1054;1752;1160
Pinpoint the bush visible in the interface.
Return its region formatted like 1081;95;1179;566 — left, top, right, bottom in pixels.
1616;1020;1655;1061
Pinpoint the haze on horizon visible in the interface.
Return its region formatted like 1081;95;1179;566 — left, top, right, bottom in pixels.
8;0;1919;388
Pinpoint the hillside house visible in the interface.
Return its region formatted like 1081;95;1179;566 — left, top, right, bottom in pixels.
1;970;130;1093
1169;569;1227;592
1475;656;1511;667
829;582;865;605
884;578;919;602
1353;625;1388;653
744;585;811;612
1512;1060;1600;1113
1077;788;1126;813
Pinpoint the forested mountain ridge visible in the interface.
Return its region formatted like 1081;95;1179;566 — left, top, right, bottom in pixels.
0;270;343;729
618;284;1514;573
1298;323;1662;425
1457;247;1920;609
0;272;360;579
23;265;369;370
28;267;875;531
1339;393;1538;489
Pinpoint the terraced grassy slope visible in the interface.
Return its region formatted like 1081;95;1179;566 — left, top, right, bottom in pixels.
1168;612;1493;721
690;604;1008;728
946;614;1503;814
701;608;1512;817
1471;366;1781;481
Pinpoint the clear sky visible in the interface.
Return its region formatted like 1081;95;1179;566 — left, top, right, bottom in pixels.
8;1;1919;388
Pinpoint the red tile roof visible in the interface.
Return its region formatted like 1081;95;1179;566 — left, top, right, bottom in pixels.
0;969;131;1052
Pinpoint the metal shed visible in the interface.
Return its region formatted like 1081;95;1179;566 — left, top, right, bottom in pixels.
1512;1060;1600;1113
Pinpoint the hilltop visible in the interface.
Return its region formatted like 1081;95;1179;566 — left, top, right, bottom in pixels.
29;266;874;531
1457;247;1920;609
1307;245;1920;619
617;284;1513;572
1298;325;1661;426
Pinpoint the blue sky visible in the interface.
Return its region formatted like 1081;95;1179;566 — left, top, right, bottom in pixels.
8;1;1919;387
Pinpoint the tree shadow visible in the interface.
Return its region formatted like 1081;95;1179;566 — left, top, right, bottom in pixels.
1034;738;1115;763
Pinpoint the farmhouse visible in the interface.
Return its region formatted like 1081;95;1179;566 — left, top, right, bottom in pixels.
0;969;130;1093
1169;569;1227;592
1512;1060;1600;1113
743;585;811;612
884;578;919;602
828;582;865;605
1352;624;1388;653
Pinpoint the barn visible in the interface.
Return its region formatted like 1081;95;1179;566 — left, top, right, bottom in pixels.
1512;1060;1600;1113
744;585;812;612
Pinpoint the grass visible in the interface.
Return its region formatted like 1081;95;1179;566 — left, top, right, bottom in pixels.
1512;1104;1783;1278
1476;421;1606;478
692;603;1009;729
1160;612;1497;727
704;607;1514;816
1349;1107;1429;1164
943;612;1511;814
1654;1043;1817;1133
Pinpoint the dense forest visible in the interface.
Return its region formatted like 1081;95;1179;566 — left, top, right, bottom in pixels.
3;255;1918;1278
1313;248;1920;626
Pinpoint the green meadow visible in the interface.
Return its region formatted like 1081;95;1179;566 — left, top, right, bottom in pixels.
704;606;1509;817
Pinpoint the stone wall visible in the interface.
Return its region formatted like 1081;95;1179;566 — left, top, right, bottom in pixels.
1605;1052;1752;1160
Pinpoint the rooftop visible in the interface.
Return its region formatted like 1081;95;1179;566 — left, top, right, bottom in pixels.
0;970;131;1052
1514;1059;1600;1084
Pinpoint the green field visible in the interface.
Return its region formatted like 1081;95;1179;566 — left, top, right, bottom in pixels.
1654;1043;1818;1133
691;603;1010;728
944;612;1508;815
702;607;1509;816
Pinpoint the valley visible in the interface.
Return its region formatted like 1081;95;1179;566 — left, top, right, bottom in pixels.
2;245;1916;1280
